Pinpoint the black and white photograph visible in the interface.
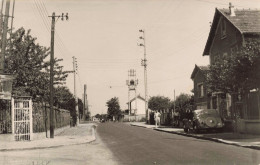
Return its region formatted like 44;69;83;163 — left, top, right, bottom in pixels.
0;0;260;164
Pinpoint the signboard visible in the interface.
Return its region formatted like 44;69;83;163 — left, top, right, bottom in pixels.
0;74;14;100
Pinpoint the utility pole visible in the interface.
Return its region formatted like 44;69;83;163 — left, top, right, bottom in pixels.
10;0;15;34
127;70;130;122
172;89;176;118
49;12;68;138
0;0;10;74
0;0;4;37
73;56;79;125
174;89;176;112
138;29;149;123
83;84;87;120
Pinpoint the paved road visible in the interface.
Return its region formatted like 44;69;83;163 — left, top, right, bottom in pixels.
97;122;260;165
0;124;118;165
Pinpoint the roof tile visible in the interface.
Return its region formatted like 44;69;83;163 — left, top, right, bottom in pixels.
219;9;260;33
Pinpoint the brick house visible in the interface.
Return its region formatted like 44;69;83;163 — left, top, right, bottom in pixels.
202;3;260;134
191;65;210;110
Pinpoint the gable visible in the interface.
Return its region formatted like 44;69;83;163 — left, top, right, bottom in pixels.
127;95;145;104
203;8;260;56
191;65;209;80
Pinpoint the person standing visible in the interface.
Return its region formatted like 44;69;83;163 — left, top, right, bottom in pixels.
154;110;161;128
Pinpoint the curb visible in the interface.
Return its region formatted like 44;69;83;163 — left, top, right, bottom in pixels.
130;124;260;150
154;128;260;150
0;125;97;152
130;124;155;129
0;138;96;152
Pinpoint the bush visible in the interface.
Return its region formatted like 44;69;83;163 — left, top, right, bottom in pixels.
140;117;146;122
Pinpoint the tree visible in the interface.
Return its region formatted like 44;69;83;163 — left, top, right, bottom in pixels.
172;93;193;111
148;96;170;111
106;97;121;120
4;27;71;101
95;114;101;119
53;86;77;125
207;38;260;95
170;93;194;120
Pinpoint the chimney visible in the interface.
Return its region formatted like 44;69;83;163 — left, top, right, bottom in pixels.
229;2;236;16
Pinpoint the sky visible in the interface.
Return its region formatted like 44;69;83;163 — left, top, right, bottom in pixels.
7;0;260;115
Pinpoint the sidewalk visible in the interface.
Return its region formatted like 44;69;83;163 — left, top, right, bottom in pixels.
0;123;96;151
130;122;260;150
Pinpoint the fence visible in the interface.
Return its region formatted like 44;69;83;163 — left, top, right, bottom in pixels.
0;100;12;133
0;101;70;134
33;102;70;133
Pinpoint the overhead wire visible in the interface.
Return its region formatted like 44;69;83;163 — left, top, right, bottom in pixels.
194;0;256;8
32;0;64;59
33;0;71;60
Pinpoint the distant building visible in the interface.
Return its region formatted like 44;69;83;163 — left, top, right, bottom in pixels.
124;95;146;122
92;116;99;122
191;65;210;110
127;95;146;115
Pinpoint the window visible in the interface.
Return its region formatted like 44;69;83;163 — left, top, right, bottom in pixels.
198;83;204;98
221;19;226;38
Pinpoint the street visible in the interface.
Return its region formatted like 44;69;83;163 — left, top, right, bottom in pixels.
1;122;260;165
97;122;260;165
0;124;118;165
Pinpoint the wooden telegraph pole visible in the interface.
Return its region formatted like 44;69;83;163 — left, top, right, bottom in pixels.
72;56;79;125
49;12;55;138
83;84;86;120
49;12;68;138
0;0;10;74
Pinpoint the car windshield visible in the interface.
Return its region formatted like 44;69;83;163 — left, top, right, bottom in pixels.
193;109;219;119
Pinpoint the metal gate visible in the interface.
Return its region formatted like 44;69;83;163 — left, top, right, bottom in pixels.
11;96;33;141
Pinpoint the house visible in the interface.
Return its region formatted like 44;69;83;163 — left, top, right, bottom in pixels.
202;3;260;134
191;65;210;110
127;95;146;115
124;95;146;122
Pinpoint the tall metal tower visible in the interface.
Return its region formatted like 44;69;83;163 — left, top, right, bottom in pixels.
126;69;138;121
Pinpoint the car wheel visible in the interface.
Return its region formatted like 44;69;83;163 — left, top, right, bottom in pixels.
193;124;199;133
184;125;188;133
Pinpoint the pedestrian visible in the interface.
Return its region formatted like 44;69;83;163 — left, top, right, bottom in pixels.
154;110;161;128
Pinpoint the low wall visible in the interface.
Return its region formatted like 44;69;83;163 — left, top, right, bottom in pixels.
237;119;260;135
0;125;70;142
123;114;145;122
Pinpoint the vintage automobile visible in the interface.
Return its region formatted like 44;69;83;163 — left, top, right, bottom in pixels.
183;109;224;133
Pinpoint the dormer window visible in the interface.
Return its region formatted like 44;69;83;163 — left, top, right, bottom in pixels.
221;19;227;38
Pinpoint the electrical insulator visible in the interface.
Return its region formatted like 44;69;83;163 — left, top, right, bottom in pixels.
66;13;69;20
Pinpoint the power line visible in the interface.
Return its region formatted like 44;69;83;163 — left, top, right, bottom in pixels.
194;0;255;8
38;0;72;58
33;0;70;59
